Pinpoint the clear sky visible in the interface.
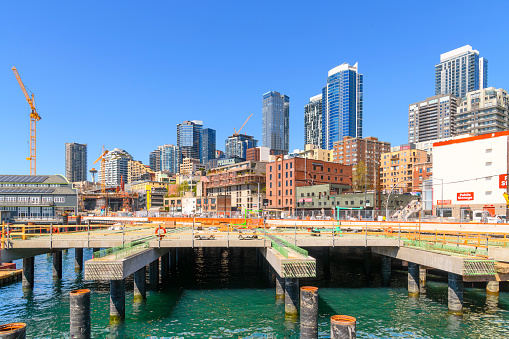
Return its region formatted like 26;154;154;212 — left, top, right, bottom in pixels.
1;1;508;179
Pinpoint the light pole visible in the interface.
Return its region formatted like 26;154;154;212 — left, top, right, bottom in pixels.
434;177;444;223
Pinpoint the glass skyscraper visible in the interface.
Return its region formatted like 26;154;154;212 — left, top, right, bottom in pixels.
177;120;203;163
201;128;216;165
322;62;363;150
225;134;257;160
435;45;487;99
304;94;322;147
262;91;289;154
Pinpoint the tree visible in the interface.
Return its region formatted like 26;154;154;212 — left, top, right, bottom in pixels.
177;181;190;196
352;161;372;191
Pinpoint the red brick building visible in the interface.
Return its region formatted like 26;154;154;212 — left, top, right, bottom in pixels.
412;162;433;192
266;156;352;211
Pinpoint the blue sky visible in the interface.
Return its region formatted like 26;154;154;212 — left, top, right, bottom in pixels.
1;1;508;178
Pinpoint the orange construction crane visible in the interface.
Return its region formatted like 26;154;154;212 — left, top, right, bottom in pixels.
233;114;253;136
12;67;42;175
93;146;109;194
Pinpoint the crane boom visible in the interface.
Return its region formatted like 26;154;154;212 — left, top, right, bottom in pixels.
234;114;253;136
12;66;42;175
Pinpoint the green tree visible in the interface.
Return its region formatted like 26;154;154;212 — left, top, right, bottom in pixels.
353;161;372;191
177;181;190;195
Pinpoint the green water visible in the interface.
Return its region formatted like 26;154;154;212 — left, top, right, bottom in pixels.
1;247;509;338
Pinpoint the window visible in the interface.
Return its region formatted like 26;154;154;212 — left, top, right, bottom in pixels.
290;189;292;195
30;197;41;204
270;174;272;180
290;162;292;168
54;197;65;203
269;166;272;172
290;171;293;177
290;180;292;185
278;173;281;179
286;172;288;178
269;182;272;188
286;163;288;169
18;197;29;203
278;165;281;170
270;191;272;196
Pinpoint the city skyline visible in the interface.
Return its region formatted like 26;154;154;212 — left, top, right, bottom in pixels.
1;1;508;177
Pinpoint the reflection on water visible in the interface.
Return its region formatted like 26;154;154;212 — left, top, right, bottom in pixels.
0;247;508;338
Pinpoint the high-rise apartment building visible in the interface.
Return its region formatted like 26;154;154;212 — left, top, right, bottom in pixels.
322;63;363;150
408;94;459;143
201;128;216;164
262;91;289;154
149;150;160;172
65;143;87;182
225;134;257;160
304;94;322;147
455;87;509;136
332;136;390;190
177;120;203;163
380;145;427;194
159;144;180;174
435;45;488;98
127;160;154;183
100;148;133;187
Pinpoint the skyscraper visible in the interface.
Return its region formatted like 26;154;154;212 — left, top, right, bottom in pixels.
304;94;322;147
149;150;160;172
322;63;363;150
65;143;87;182
262;91;289;154
435;45;488;98
177;120;203;162
201;128;216;164
100;148;133;187
159;144;180;174
225;134;257;160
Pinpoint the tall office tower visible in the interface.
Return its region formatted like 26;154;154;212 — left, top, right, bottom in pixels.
225;134;258;160
65;143;87;182
158;144;180;174
435;45;488;98
304;94;322;147
201;128;216;164
408;94;459;143
177;120;203;163
322;62;363;150
149;150;160;172
455;87;509;136
100;148;133;187
262;91;289;154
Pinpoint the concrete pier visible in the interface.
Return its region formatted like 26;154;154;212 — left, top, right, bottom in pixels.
69;289;91;339
170;248;176;273
133;267;146;301
486;281;499;295
0;323;27;338
419;266;427;292
110;279;125;322
75;248;83;272
160;253;169;282
381;256;391;287
448;273;463;315
276;274;285;299
300;286;318;338
407;262;419;297
331;315;356;339
22;257;34;290
149;260;159;288
53;251;63;279
285;278;299;317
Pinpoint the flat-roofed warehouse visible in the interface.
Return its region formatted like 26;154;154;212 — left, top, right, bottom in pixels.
0;174;77;221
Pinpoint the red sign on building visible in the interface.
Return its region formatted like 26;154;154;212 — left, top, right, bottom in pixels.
457;192;474;201
499;174;507;188
436;200;451;205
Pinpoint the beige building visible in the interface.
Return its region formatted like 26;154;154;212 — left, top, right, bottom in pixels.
127;160;154;183
180;158;201;175
380;145;427;193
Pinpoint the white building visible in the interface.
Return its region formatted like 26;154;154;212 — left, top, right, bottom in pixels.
433;131;509;218
100;148;133;187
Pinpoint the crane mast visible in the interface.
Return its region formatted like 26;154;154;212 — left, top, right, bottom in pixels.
12;67;42;175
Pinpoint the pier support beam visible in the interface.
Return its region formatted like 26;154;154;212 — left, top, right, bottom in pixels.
110;279;125;322
284;278;299;317
419;266;427;292
448;273;463;315
331;315;356;339
363;249;371;277
170;248;176;273
300;286;318;338
486;281;499;295
160;253;169;282
53;251;63;279
276;274;285;299
407;262;419;297
22;257;34;290
133;267;146;302
70;289;91;339
149;260;159;288
75;248;83;272
381;256;391;287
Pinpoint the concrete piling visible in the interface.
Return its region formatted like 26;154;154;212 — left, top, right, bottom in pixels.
407;262;419;297
75;248;83;272
149;260;159;288
110;279;125;322
170;248;176;273
134;267;146;301
381;256;391;287
300;286;318;338
486;281;499;295
0;323;27;339
22;257;34;290
330;315;356;339
363;249;371;276
276;274;285;299
69;289;91;339
161;253;169;282
448;273;463;315
285;278;299;317
419;266;427;289
53;251;63;279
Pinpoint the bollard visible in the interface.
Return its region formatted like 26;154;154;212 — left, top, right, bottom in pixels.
448;273;463;315
75;248;83;272
0;323;26;339
275;274;285;299
70;289;91;339
331;315;356;339
22;257;34;290
407;262;419;297
300;286;318;338
134;267;146;301
285;278;299;317
110;279;125;322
